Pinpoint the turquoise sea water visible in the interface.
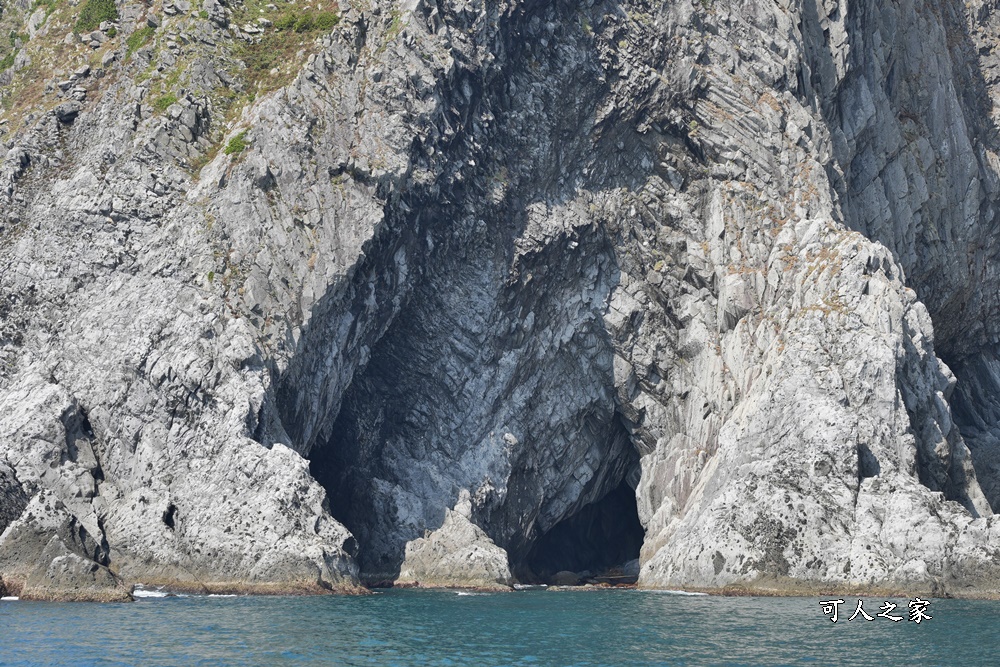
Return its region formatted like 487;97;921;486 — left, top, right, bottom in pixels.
1;589;997;666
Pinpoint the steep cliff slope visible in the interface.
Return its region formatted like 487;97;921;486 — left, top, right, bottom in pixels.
4;0;1000;599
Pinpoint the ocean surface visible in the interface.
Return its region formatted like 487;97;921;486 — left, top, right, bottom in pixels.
1;588;996;666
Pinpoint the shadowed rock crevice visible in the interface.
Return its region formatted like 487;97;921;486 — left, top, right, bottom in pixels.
0;463;29;536
161;503;176;530
949;351;1000;512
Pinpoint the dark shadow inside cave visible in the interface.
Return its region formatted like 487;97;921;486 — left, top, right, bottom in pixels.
515;477;644;586
162;503;177;530
272;0;654;589
307;414;387;580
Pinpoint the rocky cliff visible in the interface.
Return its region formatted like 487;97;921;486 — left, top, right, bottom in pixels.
4;0;1000;599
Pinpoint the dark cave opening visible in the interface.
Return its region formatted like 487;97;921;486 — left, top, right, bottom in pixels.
307;397;394;582
517;478;644;586
162;503;177;530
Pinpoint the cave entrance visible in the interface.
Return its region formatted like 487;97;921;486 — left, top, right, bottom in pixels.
517;477;644;586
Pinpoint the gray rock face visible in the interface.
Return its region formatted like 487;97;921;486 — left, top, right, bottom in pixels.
21;544;132;602
4;0;1000;598
397;490;512;590
0;491;132;601
0;462;28;536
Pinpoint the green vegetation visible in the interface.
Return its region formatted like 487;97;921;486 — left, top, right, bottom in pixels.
292;14;314;31
374;9;402;54
224;130;248;155
273;13;296;30
386;10;403;40
0;33;15;83
235;38;280;79
125;25;155;58
234;7;338;90
135;61;156;83
213;84;253;108
152;93;177;112
75;0;118;33
189;141;221;174
198;10;209;19
273;8;338;32
312;11;339;30
1;33;24;74
106;26;117;37
32;0;60;18
161;65;183;90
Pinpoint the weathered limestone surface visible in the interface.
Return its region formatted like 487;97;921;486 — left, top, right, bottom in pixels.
397;490;512;590
3;0;1000;598
0;491;132;601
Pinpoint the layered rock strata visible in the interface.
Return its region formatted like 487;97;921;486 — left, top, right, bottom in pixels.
3;0;1000;598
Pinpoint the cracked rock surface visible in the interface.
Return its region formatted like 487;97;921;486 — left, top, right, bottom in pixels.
396;490;512;590
4;0;1000;598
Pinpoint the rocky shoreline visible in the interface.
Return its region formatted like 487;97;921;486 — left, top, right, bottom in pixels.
13;578;1000;603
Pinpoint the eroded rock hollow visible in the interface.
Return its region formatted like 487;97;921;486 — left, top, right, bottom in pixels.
4;0;1000;599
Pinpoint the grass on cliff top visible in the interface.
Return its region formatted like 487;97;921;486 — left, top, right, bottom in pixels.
181;0;342;165
0;7;77;126
74;0;118;33
230;0;339;95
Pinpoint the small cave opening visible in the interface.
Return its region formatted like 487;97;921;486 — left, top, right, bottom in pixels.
516;478;645;586
162;503;177;530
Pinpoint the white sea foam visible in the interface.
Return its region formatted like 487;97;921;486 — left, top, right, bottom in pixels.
1;596;19;601
455;591;489;596
207;594;238;598
647;590;709;596
132;586;170;599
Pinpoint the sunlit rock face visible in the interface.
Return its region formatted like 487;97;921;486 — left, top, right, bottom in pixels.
4;0;1000;598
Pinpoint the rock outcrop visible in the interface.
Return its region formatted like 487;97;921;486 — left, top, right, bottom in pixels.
4;0;1000;598
397;491;512;590
0;491;132;601
0;462;28;537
